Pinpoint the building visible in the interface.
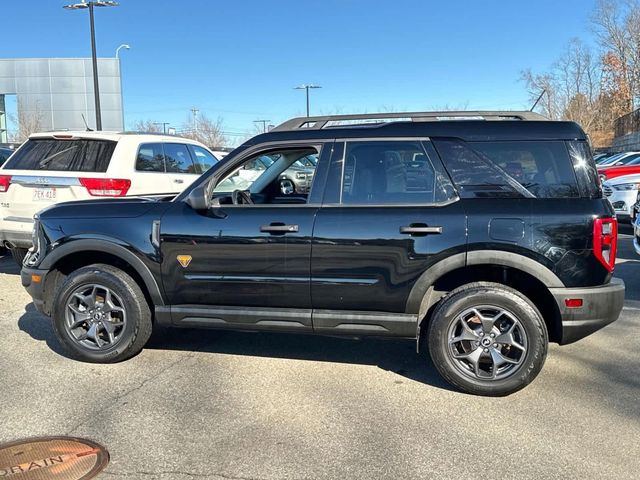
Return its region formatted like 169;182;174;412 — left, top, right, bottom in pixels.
0;57;124;142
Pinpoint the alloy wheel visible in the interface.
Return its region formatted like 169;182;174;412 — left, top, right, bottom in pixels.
65;284;127;350
447;305;528;380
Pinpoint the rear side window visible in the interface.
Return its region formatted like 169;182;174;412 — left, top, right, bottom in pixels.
164;143;197;174
136;143;165;172
433;139;579;199
5;138;116;172
567;141;602;198
340;140;456;205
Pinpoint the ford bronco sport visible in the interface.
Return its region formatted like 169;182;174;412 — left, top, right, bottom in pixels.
21;111;625;396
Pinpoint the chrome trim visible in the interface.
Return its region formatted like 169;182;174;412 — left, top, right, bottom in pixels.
3;216;34;223
10;175;81;187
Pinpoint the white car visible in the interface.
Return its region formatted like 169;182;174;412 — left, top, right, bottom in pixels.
602;172;640;223
0;131;219;264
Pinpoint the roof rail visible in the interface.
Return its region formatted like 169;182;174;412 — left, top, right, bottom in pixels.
272;110;547;132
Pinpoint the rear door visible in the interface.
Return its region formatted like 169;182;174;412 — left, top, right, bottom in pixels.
311;138;466;336
163;142;202;191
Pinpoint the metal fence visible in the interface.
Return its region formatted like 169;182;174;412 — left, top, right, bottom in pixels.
615;108;640;137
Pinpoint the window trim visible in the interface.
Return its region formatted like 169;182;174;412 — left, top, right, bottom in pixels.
327;137;459;208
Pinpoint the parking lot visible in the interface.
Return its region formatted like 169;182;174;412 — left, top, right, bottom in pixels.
0;230;638;480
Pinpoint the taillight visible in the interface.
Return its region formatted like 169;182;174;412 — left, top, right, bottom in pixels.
79;178;131;197
0;175;11;193
593;217;618;272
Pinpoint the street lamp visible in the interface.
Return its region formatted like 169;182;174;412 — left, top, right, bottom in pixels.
294;84;321;117
115;43;130;59
64;0;119;130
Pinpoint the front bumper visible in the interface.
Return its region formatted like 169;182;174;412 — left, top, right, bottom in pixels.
605;189;636;220
550;278;625;344
21;266;49;315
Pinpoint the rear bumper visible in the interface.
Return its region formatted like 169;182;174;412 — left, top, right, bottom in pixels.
21;266;49;315
550;278;625;344
0;217;34;248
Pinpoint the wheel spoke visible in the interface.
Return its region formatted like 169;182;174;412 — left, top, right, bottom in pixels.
489;348;519;375
451;318;480;343
67;305;90;328
73;292;95;309
495;331;525;351
453;346;484;376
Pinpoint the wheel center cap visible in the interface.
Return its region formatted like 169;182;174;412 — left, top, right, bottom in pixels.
93;312;103;321
481;337;492;347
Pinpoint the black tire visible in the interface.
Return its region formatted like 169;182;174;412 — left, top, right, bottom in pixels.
427;282;548;396
10;247;28;266
52;264;152;363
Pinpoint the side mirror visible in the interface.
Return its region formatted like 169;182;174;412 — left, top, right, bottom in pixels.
615;161;623;166
186;185;209;210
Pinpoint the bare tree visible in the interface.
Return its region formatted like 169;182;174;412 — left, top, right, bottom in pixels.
130;119;163;133
8;105;44;143
592;0;640;109
180;112;226;148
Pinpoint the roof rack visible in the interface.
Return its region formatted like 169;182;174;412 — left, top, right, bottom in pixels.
272;110;547;132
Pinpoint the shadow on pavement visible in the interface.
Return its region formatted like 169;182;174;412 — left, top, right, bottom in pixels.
146;327;456;391
0;254;20;275
17;302;454;392
18;304;69;357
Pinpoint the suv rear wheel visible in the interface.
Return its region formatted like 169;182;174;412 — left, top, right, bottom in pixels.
52;264;152;363
427;282;548;396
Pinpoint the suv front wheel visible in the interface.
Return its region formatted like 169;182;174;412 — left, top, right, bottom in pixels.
52;264;152;363
427;282;548;396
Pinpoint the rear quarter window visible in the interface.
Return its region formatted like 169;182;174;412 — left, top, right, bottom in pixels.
433;139;580;199
4;138;116;172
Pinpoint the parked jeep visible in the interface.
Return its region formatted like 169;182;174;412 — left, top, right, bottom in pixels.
21;111;624;396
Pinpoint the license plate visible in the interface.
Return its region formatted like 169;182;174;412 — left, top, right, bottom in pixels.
32;187;56;201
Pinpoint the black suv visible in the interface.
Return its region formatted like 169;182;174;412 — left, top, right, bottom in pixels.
21;111;625;396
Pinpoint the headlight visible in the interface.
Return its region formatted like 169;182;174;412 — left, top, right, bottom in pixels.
295;172;306;180
613;183;640;191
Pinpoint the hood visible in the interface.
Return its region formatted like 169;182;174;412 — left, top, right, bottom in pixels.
38;196;168;220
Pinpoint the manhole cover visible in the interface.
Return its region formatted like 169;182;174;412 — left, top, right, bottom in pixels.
0;436;109;479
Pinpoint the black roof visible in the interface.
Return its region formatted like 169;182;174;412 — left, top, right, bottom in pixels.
246;112;586;145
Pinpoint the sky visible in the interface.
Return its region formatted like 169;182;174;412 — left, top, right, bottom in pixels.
2;0;600;144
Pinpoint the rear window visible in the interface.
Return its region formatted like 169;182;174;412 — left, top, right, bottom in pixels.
4;138;116;172
433;139;580;199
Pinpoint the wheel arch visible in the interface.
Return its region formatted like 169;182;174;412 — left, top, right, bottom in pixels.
408;251;564;345
40;239;164;316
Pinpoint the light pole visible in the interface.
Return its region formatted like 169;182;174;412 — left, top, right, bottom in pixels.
294;84;321;117
254;119;271;133
64;0;119;131
115;43;130;59
153;122;170;134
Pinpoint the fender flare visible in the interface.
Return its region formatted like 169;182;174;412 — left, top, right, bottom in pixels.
406;250;564;316
40;238;165;306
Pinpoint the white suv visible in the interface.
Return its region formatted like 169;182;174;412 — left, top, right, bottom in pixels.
0;131;219;264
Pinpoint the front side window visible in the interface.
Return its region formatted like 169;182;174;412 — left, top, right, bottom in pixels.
340;140;455;205
190;145;218;172
6;138;116;172
164;143;197;174
136;143;165;172
210;146;320;205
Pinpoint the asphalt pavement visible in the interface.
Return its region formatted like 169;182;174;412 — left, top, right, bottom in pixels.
0;232;638;479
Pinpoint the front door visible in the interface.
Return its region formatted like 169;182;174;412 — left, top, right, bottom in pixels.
160;142;330;332
311;139;466;336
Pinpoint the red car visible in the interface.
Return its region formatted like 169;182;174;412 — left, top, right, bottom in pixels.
598;153;640;180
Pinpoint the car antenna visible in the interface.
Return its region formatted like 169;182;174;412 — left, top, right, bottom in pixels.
529;89;546;112
81;114;94;131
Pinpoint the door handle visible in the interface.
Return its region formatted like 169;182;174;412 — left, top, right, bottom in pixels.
174;178;184;184
399;224;443;235
260;223;299;233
